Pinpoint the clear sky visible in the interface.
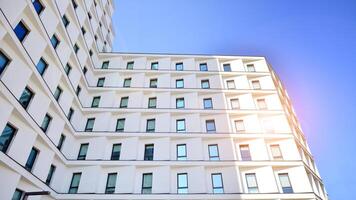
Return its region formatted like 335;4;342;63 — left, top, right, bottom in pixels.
112;0;356;198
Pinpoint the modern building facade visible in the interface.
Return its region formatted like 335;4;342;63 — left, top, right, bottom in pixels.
0;0;327;199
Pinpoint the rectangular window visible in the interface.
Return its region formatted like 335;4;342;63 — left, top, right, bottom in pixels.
45;165;56;185
146;119;155;132
177;173;188;193
223;63;231;71
176;119;186;132
176;144;187;160
19;86;34;109
97;77;105;87
81;27;86;35
68;173;81;194
85;118;95;132
116;118;125;132
12;189;23;200
82;67;87;75
123;78;132;87
208;144;219;160
76;86;81;96
199;63;208;71
142;173;153;194
102;61;109;69
175;62;183;71
36;57;48;76
57;134;65;150
234;120;245;132
111;143;121;160
240;144;251;161
105;173;117;194
14;21;29;42
62;15;69;27
226;80;236;89
77;143;88;160
54;86;62;101
246;173;259;193
64;63;72;75
176;79;184;88
50;34;60;49
201;79;210;89
126;61;134;69
149;78;157;88
247;64;256;72
0;50;11;75
230;98;240;109
148;97;157;108
25;147;38;171
71;0;78;9
151;62;158;70
211;173;224;193
203;98;213;109
0;123;17;153
144;144;154;160
270;144;283;160
41;113;52;133
91;96;100;108
206;120;216;133
73;43;79;54
257;98;267;109
32;0;45;14
279;173;293;193
176;98;185;109
252;80;261;90
120;97;129;108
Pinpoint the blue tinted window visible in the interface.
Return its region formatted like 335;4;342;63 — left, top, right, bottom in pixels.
0;123;17;153
36;58;48;75
25;147;38;171
0;51;10;75
200;63;208;71
14;21;29;42
50;34;60;49
32;0;44;14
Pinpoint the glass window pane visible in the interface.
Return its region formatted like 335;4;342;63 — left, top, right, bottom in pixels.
0;51;10;75
146;119;155;132
204;98;212;109
150;79;157;88
127;61;134;69
176;63;183;71
148;98;156;108
176;79;184;88
235;120;245;132
123;78;131;87
19;87;33;109
231;98;240;109
240;145;251;161
0;123;16;153
116;119;125;132
177;144;186;160
200;63;208;71
206;120;216;132
176;119;185;132
151;62;158;70
25;147;38;171
12;189;23;200
227;80;235;89
36;58;47;75
176;98;184;108
223;64;231;71
201;80;210;89
209;145;219;160
14;21;29;42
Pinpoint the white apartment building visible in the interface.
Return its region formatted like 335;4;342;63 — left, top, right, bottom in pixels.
0;0;327;199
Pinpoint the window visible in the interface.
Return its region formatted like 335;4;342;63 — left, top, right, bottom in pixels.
76;86;81;96
151;62;158;70
175;62;183;71
12;189;23;200
25;147;38;171
62;15;69;27
97;77;105;87
148;97;157;108
252;80;261;90
144;144;154;160
146;119;155;132
270;144;283;160
279;173;293;193
0;123;17;153
32;0;44;14
50;34;60;49
82;66;87;75
91;96;101;108
111;144;121;160
102;61;109;69
230;98;240;109
89;49;93;57
176;119;186;132
234;120;245;132
77;143;88;160
203;98;213;109
223;64;231;71
81;27;86;35
226;80;236;89
68;173;81;194
41;113;52;133
54;86;62;101
45;165;56;185
85;118;95;131
36;57;48;76
201;79;210;89
73;43;79;54
71;0;78;9
0;50;11;75
240;144;251;161
257;99;267;109
149;78;157;88
57;134;65;150
123;78;131;87
176;144;187;160
14;21;29;42
177;173;188;193
211;173;224;193
105;173;117;194
176;79;184;88
120;97;129;108
142;173;153;194
205;120;216;133
208;144;219;160
247;64;255;72
88;12;92;20
199;63;208;71
246;173;259;193
64;63;72;75
176;98;185;109
19;86;34;109
116;118;125;132
126;61;134;69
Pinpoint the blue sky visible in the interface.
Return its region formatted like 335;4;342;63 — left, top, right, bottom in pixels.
112;0;356;198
